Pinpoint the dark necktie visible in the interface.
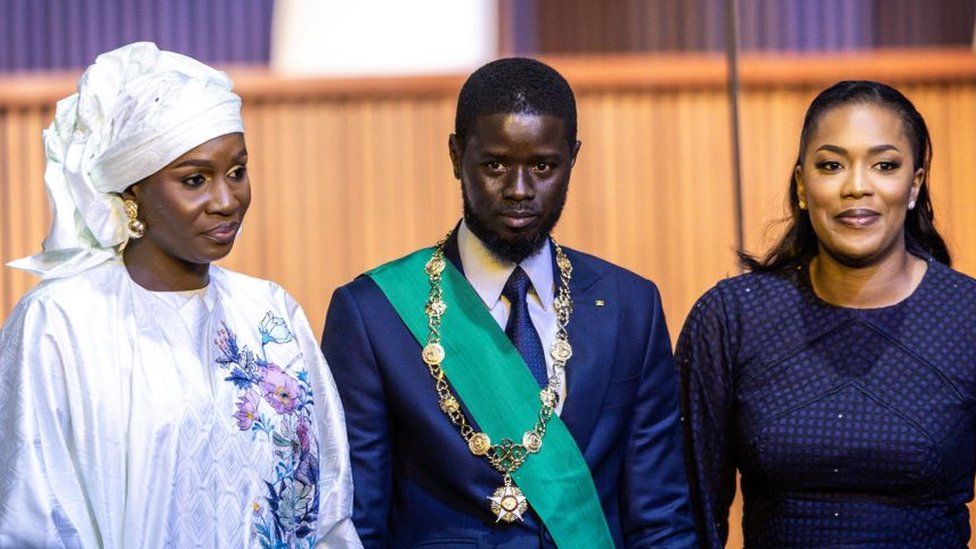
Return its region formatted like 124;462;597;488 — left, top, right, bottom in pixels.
501;266;548;387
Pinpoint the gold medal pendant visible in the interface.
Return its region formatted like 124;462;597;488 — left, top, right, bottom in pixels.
487;477;528;523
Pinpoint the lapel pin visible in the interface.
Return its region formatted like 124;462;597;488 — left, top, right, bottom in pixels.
595;299;606;307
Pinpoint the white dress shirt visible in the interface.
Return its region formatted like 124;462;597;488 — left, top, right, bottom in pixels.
457;221;567;412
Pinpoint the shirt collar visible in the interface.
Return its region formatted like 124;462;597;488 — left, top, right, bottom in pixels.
457;220;554;311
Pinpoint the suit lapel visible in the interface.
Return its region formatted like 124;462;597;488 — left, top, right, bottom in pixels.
558;248;618;455
443;227;463;275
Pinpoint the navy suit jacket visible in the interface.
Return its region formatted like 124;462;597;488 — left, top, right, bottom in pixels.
322;235;696;548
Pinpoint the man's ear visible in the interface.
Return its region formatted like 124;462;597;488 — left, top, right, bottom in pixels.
570;140;582;168
448;134;463;180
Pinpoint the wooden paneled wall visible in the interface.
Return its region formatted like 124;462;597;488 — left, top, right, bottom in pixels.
3;48;976;547
0;59;745;333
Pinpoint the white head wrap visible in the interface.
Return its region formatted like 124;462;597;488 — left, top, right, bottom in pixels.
8;41;243;279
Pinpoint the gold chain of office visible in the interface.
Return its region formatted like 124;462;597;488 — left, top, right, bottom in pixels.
420;234;574;523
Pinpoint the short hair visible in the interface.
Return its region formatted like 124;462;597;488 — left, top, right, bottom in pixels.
454;57;577;149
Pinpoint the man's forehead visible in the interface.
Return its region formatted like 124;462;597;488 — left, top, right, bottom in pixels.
467;112;567;141
479;112;562;130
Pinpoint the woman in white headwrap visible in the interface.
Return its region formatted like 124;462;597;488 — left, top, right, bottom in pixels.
0;42;361;548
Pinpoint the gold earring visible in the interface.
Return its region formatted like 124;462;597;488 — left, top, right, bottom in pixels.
798;198;807;210
123;199;145;238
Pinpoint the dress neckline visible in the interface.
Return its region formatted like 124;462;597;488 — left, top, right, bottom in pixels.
798;256;935;313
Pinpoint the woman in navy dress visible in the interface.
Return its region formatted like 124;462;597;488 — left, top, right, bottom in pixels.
678;80;976;547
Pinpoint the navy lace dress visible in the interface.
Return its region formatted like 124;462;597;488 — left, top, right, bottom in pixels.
678;260;976;548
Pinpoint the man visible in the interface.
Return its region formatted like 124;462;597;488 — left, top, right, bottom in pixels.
322;58;696;548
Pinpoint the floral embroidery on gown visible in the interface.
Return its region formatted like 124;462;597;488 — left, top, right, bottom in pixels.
215;312;319;548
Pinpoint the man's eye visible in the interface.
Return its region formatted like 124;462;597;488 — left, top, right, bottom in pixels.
182;174;207;188
533;163;552;173
485;161;504;171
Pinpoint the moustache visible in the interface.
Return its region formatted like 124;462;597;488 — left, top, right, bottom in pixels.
497;203;539;216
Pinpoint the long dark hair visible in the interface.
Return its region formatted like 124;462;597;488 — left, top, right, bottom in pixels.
740;80;951;272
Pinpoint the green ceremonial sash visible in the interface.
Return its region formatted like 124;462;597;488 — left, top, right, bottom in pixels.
368;248;614;548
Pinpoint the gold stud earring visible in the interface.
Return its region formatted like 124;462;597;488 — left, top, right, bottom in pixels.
798;199;807;210
123;199;146;238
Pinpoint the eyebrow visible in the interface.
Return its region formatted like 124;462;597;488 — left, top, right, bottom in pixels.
171;159;214;169
171;149;248;169
815;144;902;155
478;149;563;158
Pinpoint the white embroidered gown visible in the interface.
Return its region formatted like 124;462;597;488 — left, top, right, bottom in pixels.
0;260;361;548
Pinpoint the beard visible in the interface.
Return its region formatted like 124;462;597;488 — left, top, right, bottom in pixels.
461;185;568;264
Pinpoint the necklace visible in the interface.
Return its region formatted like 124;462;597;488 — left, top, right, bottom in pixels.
421;234;574;523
